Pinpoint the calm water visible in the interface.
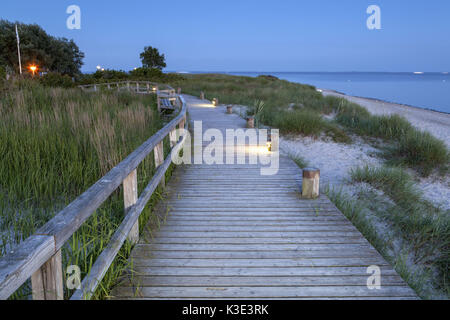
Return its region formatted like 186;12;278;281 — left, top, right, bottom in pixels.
216;72;450;114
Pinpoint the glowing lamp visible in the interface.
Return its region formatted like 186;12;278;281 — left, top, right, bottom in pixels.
29;65;38;76
267;129;272;151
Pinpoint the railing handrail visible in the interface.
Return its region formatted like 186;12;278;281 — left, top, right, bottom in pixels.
0;82;187;300
78;81;173;91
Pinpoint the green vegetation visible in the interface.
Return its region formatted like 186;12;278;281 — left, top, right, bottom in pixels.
0;20;84;76
76;68;183;86
349;166;449;296
0;79;172;299
173;73;448;175
140;46;166;70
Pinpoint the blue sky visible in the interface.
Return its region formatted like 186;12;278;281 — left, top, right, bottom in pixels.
1;0;449;72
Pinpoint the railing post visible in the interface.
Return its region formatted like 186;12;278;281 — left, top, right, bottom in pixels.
123;169;139;244
157;96;161;112
179;116;186;130
136;82;139;93
200;91;204;100
127;81;130;92
154;141;165;188
117;83;120;92
169;129;177;148
94;84;97;92
31;249;63;300
107;83;111;90
146;83;150;93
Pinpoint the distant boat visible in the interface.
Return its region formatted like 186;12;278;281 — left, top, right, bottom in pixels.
176;71;190;74
413;72;424;74
443;72;449;74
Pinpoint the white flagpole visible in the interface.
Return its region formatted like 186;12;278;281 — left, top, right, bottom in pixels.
15;24;22;75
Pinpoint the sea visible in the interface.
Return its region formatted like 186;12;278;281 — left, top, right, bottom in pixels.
186;72;450;114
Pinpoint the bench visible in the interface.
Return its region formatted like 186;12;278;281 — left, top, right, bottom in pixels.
159;98;175;114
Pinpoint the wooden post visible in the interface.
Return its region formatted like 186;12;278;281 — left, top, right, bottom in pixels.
157;96;161;112
107;83;111;90
302;168;320;199
31;250;63;300
136;82;139;93
226;105;233;114
146;83;150;93
246;117;254;128
177;87;181;94
123;169;138;244
93;85;97;92
117;83;120;92
169;129;177;148
179;117;186;130
154;141;165;188
127;81;130;92
200;92;204;100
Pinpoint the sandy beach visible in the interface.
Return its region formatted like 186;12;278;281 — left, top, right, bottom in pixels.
279;89;450;211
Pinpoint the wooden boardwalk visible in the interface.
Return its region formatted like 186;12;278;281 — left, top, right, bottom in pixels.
113;95;417;300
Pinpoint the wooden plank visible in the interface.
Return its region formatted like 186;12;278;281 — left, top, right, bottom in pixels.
117;275;406;287
128;250;383;259
132;258;389;268
0;235;55;300
149;231;366;238
156;226;359;232
113;286;417;298
136;237;368;245
135;243;376;252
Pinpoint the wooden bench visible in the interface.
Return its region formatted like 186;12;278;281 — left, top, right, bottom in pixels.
159;98;175;114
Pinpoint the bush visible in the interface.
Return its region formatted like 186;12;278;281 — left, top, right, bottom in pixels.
39;72;75;88
272;110;325;136
385;130;449;175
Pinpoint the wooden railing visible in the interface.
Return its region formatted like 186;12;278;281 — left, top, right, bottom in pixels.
0;82;188;300
78;81;175;95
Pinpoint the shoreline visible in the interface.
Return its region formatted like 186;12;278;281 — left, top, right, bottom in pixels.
319;88;450;115
320;88;450;147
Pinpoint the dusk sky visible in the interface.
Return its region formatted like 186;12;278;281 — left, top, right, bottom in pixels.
1;0;449;72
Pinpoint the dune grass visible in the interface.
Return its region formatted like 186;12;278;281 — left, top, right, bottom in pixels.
350;165;449;294
173;74;448;175
0;80;170;299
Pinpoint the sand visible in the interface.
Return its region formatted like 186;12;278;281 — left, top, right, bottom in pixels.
280;90;450;210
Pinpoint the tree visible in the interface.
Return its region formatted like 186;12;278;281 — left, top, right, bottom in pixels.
139;46;166;70
0;20;84;76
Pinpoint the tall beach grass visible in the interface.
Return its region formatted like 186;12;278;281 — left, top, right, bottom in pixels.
0;80;169;299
